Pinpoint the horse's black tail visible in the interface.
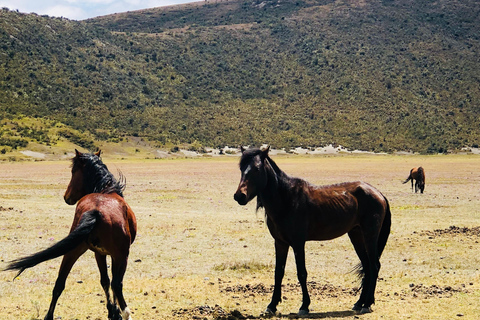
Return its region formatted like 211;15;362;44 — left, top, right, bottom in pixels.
402;174;411;184
4;210;100;279
377;197;391;258
353;197;391;278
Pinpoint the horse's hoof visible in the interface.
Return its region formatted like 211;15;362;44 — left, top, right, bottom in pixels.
298;309;309;316
360;307;372;314
352;305;361;312
261;308;276;317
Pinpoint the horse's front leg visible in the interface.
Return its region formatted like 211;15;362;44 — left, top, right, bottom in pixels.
266;240;289;316
293;242;310;315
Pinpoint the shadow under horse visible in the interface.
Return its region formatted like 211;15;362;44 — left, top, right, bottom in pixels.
4;150;137;320
234;147;391;316
403;167;425;193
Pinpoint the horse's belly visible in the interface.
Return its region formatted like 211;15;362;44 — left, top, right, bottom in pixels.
90;244;110;256
307;215;358;241
87;235;112;255
307;227;352;241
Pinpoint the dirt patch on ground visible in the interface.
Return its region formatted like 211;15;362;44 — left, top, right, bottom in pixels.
408;283;468;298
220;281;359;298
0;206;14;211
387;283;470;300
172;305;254;319
418;225;480;238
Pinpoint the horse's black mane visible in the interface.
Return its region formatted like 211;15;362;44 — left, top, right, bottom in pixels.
73;152;125;197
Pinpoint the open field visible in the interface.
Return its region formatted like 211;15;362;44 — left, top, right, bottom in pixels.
0;154;479;319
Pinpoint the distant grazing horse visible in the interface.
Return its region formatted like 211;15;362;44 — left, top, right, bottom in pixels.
234;147;391;315
4;150;137;320
403;167;425;193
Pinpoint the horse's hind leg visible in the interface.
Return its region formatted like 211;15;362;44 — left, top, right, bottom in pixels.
361;228;381;313
111;256;132;320
96;253;120;320
348;227;370;312
44;245;88;320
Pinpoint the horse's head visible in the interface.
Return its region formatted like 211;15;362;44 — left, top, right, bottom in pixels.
64;149;102;205
234;146;270;205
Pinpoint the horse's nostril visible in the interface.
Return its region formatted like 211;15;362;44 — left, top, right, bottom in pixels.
234;192;247;204
64;195;75;205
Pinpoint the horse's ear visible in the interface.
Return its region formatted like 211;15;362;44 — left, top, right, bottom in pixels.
261;146;270;159
75;149;82;157
240;146;246;154
95;150;102;157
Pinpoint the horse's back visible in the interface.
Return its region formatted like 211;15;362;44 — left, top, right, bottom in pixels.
410;167;425;179
312;181;384;202
303;181;386;240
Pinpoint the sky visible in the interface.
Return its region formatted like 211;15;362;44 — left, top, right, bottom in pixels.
0;0;196;20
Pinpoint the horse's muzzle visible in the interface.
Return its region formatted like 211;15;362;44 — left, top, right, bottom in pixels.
234;192;248;205
64;195;76;205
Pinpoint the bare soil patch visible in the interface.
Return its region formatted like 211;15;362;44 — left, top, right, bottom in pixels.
173;305;253;319
220;281;359;298
418;225;480;239
407;283;469;298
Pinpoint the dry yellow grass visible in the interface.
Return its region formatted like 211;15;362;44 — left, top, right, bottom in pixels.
0;154;479;319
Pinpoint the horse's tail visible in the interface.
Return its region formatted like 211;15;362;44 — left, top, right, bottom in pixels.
377;197;391;258
353;196;391;278
402;170;412;184
4;210;100;279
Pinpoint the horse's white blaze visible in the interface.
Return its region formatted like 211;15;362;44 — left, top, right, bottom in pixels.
243;164;251;176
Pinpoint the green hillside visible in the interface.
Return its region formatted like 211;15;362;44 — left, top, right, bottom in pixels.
1;0;479;154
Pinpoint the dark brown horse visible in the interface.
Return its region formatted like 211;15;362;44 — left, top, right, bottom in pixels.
4;150;137;320
403;167;425;193
234;147;391;315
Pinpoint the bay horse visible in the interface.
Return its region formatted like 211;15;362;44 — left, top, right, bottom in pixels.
4;150;137;320
403;167;425;193
233;147;391;315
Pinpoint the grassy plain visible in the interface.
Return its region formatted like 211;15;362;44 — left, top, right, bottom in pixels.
0;154;479;319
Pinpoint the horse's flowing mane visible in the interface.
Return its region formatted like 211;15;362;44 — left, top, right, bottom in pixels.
73;153;125;197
